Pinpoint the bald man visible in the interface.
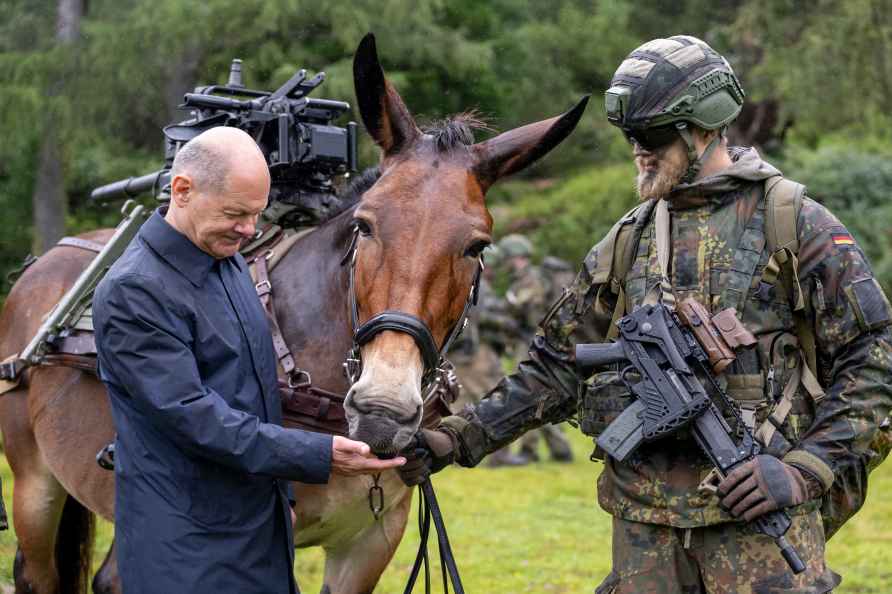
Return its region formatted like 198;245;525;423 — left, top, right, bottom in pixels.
93;128;404;594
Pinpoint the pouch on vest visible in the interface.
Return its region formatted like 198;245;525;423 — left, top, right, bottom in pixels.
578;370;635;458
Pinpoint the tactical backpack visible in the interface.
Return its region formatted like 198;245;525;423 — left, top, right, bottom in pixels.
587;175;891;539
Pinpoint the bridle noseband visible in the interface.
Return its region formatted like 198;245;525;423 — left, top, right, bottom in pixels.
341;227;482;396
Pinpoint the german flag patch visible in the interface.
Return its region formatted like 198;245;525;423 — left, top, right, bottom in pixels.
832;232;855;246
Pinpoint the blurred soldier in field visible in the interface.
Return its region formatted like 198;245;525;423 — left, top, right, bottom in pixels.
401;35;892;593
501;234;574;464
449;246;530;467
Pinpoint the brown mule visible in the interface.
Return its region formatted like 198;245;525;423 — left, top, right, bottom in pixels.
0;33;587;594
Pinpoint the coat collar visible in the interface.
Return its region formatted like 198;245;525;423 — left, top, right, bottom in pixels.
141;207;218;287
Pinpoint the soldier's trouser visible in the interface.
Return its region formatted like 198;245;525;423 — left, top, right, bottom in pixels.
596;512;841;594
519;423;573;458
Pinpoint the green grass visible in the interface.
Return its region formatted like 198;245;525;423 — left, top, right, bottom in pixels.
1;430;890;592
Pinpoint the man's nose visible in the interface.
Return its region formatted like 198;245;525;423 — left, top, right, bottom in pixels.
234;219;256;238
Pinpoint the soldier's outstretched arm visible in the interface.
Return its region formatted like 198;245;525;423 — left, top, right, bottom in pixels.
440;243;617;467
780;199;892;494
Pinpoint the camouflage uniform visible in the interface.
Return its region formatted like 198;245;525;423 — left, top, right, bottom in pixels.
441;149;892;592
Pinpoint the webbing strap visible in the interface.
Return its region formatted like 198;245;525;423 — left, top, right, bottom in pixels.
765;175;803;253
722;201;767;315
762;175;816;375
755;363;799;447
605;284;627;341
254;255;297;377
603;201;656;340
653;199;676;310
755;351;825;446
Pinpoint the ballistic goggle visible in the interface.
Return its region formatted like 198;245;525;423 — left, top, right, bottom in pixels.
606;86;680;151
621;124;681;151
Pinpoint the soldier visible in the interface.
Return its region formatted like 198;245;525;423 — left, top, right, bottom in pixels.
448;256;508;411
449;246;530;467
398;35;892;593
500;235;574;464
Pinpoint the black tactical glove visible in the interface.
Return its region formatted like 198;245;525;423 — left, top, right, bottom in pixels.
716;454;813;522
396;429;456;487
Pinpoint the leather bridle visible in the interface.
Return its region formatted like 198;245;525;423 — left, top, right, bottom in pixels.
340;226;482;398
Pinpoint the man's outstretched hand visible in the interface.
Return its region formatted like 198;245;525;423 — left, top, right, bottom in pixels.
331;436;406;476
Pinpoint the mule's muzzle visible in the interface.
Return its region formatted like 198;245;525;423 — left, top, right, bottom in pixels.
344;398;422;456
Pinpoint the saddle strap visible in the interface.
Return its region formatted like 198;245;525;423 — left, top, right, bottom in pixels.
278;380;348;436
57;237;105;253
41;353;98;374
254;255;297;377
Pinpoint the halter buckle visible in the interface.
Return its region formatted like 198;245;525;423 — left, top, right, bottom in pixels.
343;348;362;384
287;369;312;389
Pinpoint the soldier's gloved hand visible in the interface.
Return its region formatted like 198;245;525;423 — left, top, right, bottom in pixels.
716;454;811;522
396;429;456;487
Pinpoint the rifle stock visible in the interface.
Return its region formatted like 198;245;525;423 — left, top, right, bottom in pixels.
574;341;626;378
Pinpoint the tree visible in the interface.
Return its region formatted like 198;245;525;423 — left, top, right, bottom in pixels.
31;0;84;254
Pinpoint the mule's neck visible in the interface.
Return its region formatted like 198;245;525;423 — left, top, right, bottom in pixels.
270;209;357;394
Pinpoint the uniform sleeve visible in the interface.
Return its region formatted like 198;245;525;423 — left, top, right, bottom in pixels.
94;273;332;484
782;198;892;491
442;238;618;466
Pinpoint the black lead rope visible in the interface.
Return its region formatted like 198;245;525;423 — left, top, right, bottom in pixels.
404;479;465;594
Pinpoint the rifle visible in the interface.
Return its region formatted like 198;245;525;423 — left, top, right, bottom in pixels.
0;201;149;381
575;298;806;574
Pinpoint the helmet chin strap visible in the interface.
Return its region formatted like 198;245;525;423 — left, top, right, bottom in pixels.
676;122;722;184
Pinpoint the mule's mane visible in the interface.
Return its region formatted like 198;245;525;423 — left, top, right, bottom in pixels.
338;167;382;212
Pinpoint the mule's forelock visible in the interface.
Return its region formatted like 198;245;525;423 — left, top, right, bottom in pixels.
421;112;493;154
340;167;382;208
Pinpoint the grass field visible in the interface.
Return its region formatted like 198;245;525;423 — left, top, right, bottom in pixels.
1;429;890;593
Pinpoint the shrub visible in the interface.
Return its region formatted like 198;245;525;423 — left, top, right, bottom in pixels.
780;142;892;294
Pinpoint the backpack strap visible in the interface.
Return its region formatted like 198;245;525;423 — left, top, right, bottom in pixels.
762;175;821;375
755;175;825;446
591;199;657;340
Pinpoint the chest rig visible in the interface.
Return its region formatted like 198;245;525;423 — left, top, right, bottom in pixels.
585;175;824;454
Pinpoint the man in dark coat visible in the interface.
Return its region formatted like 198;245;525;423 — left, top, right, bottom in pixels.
94;126;404;594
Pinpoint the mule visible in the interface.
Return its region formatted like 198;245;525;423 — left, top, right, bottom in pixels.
0;33;587;594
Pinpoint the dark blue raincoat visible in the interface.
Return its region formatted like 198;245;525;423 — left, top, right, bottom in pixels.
94;209;332;594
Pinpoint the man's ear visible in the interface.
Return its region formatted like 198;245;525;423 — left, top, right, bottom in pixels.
170;174;193;207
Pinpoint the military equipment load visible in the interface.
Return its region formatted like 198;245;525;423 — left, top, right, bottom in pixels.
92;58;358;229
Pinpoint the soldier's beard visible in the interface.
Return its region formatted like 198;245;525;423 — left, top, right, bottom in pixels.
635;144;689;201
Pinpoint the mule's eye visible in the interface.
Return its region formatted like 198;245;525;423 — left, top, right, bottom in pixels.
464;240;490;259
353;218;373;236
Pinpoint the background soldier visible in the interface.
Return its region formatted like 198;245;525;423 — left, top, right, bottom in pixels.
449;246;530;467
500;234;574;464
400;35;892;593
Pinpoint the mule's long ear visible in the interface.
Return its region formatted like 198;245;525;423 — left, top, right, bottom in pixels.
353;33;420;156
472;96;590;192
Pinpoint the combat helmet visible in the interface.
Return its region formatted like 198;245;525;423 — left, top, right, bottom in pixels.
605;35;745;182
498;234;533;258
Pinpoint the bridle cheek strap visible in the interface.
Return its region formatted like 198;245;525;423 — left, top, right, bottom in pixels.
355;312;441;373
